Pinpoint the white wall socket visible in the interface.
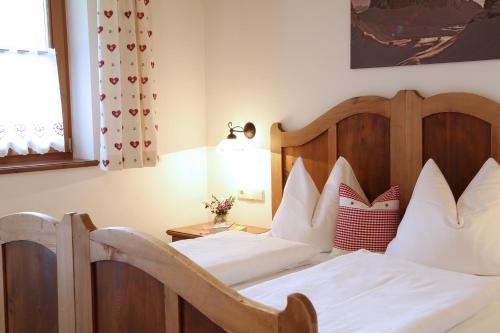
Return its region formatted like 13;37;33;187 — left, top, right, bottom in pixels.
238;189;264;202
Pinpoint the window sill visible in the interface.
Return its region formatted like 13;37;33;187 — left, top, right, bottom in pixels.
0;159;99;175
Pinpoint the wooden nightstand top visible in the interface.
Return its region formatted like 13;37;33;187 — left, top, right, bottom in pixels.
167;223;270;242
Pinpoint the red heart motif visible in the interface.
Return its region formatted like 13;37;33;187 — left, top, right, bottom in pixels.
128;76;137;84
139;45;147;52
98;60;105;68
112;110;122;118
144;140;152;147
144;0;150;5
155;124;159;131
114;143;123;151
97;26;104;34
102;160;110;167
147;30;153;37
107;44;117;52
127;43;135;51
124;10;131;18
100;94;106;101
129;109;138;116
130;141;140;148
109;77;119;85
143;109;151;116
150;61;155;68
101;127;108;134
141;77;148;84
137;12;145;19
104;10;113;18
153;93;157;100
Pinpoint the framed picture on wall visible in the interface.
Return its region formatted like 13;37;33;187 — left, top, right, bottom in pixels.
351;0;500;69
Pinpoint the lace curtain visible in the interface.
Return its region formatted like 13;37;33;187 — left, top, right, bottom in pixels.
97;0;159;170
0;50;64;157
0;0;65;157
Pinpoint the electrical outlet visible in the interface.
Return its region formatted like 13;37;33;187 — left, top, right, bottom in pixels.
238;189;264;202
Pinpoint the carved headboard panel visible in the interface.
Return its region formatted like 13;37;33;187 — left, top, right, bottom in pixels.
271;90;500;217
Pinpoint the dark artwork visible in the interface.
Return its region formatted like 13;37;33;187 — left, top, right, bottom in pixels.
351;0;500;68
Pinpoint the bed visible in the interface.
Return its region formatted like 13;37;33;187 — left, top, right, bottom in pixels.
1;90;500;332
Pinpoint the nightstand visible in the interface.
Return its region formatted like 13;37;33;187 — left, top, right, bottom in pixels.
166;223;270;242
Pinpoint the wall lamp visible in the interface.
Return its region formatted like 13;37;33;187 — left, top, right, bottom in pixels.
217;122;256;153
225;122;256;140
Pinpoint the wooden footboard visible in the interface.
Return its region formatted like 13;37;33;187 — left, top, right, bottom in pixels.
0;213;75;333
70;213;317;333
0;212;317;333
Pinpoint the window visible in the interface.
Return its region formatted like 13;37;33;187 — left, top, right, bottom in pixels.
0;0;95;172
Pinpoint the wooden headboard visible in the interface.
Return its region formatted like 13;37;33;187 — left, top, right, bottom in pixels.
271;90;500;216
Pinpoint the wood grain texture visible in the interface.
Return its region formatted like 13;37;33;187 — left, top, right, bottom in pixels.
0;245;5;333
337;114;391;202
56;214;76;333
166;223;269;242
0;213;58;253
271;123;284;217
165;288;181;333
4;241;58;333
0;159;98;175
283;131;330;194
390;91;422;212
180;300;225;333
423;112;491;199
92;261;166;333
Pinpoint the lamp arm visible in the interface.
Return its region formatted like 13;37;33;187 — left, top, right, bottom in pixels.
227;122;245;132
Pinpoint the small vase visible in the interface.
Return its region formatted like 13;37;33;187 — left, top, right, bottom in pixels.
214;214;228;224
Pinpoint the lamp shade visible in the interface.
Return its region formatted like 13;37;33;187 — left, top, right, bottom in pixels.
216;137;251;153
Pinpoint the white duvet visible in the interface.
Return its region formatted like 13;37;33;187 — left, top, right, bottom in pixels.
240;250;500;333
169;231;319;286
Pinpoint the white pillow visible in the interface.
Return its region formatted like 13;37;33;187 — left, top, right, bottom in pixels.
271;157;320;248
312;157;367;252
170;231;319;286
386;158;500;275
272;156;367;252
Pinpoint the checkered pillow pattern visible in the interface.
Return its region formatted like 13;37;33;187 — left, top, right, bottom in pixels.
334;183;400;253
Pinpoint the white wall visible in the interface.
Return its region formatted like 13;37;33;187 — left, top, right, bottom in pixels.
205;0;500;227
0;0;209;241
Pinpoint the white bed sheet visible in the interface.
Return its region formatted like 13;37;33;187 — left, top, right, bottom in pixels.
448;294;500;332
241;250;500;333
232;252;332;290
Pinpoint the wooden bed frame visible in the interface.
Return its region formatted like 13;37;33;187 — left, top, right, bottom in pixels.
1;90;499;332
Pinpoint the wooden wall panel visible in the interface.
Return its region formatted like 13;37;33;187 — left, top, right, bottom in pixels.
92;261;165;333
4;241;58;333
423;112;491;200
282;131;329;193
337;114;391;202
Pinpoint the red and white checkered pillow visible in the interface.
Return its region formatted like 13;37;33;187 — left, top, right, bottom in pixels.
334;183;400;253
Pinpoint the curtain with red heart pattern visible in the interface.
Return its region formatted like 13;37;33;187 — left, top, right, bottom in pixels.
97;0;158;170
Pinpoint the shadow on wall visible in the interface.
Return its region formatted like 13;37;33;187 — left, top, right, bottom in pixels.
0;148;209;239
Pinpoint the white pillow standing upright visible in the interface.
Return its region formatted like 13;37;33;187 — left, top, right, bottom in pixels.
271;156;366;252
312;157;367;252
271;157;320;248
386;158;500;275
